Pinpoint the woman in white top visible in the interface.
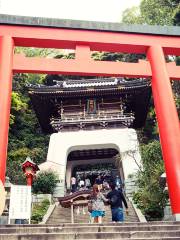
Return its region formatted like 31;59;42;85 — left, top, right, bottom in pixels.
71;176;77;193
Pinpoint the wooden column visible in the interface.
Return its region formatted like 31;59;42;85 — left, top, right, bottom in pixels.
147;45;180;218
0;36;14;184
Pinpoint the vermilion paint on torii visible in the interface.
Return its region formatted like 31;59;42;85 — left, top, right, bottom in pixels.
0;15;179;216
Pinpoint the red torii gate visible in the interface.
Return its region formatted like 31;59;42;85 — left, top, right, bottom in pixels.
0;15;180;219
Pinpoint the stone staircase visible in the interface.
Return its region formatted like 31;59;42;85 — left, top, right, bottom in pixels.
1;195;178;240
0;222;180;239
47;199;139;224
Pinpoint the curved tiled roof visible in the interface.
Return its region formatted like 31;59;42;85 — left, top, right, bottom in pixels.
28;78;151;133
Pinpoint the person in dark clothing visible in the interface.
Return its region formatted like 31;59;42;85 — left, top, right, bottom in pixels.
107;183;128;222
95;175;103;190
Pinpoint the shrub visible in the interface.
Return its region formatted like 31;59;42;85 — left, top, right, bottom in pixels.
31;199;50;224
32;171;58;194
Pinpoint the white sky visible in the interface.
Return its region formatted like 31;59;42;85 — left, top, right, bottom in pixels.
0;0;141;22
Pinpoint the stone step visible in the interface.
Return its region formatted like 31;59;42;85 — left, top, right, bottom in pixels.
1;222;180;240
47;200;139;224
47;217;139;224
1;221;180;228
1;225;180;234
7;222;180;227
51;212;137;218
0;237;180;240
1;230;180;239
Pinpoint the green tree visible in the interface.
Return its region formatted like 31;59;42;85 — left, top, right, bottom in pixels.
32;171;58;194
122;6;143;24
133;141;168;220
173;4;180;25
140;0;176;26
10;92;27;125
7;49;53;184
122;0;180;26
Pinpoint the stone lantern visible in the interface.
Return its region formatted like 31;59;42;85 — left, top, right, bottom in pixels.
22;157;39;186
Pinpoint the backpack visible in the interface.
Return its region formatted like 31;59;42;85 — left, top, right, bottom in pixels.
110;194;119;205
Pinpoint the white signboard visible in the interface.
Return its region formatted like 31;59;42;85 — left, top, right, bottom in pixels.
9;185;31;223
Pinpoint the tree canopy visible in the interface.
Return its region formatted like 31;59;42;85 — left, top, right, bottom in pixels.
122;0;180;26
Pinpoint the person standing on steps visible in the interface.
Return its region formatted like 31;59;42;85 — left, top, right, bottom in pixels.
95;175;103;191
85;176;91;189
88;184;108;224
115;175;123;190
107;182;128;222
71;176;77;193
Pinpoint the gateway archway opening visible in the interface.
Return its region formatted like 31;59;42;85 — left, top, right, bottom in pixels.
66;147;124;191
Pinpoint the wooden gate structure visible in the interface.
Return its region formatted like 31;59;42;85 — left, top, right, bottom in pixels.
0;15;179;219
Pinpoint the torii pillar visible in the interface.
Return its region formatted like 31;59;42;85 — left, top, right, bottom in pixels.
0;36;14;184
148;45;180;221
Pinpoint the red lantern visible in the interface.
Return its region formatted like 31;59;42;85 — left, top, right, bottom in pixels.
22;157;39;186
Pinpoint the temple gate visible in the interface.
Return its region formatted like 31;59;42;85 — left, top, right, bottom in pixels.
28;76;149;195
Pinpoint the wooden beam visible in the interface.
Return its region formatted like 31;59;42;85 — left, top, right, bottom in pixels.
13;54;180;79
13;54;151;77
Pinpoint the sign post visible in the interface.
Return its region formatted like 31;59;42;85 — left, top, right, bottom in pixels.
8;185;31;224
